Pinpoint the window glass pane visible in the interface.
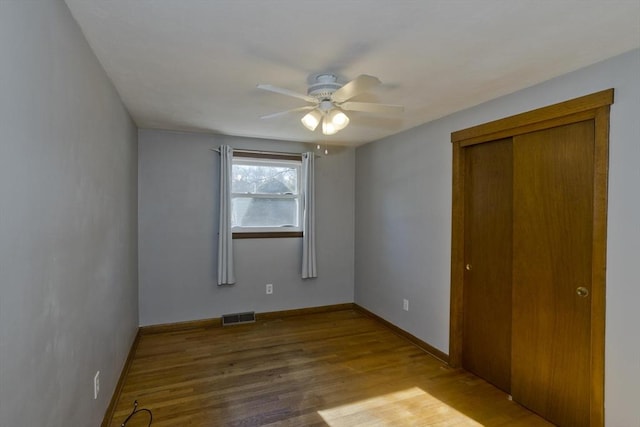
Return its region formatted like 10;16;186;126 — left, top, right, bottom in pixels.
232;198;298;227
232;164;298;194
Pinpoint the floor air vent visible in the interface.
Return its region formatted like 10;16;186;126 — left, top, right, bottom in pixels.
222;311;256;326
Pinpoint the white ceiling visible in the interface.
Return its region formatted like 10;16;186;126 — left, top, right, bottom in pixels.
64;0;640;147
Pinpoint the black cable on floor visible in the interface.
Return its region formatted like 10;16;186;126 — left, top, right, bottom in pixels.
120;400;152;426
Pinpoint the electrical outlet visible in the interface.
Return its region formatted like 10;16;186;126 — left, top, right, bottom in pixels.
266;283;273;294
93;371;100;399
403;299;409;311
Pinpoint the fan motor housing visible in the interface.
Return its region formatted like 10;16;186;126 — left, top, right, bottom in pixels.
307;74;342;99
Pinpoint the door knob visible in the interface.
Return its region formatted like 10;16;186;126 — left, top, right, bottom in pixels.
465;264;472;271
576;286;589;297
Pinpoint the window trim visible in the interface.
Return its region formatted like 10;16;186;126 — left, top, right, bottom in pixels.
231;152;303;239
233;231;303;239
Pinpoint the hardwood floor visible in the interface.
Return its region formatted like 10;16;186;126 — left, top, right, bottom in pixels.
107;309;551;426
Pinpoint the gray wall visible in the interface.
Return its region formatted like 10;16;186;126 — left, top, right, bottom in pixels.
0;2;138;426
138;130;355;326
354;49;640;426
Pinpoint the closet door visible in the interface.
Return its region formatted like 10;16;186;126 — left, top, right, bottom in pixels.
512;120;594;426
462;138;513;392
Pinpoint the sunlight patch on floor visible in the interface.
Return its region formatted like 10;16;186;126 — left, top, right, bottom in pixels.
317;387;483;426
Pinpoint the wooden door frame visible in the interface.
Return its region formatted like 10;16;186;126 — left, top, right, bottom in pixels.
449;89;613;426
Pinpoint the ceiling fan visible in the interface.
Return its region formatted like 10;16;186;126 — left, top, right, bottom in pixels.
257;74;403;135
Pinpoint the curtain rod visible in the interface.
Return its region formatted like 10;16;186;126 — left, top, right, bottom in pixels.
208;148;322;157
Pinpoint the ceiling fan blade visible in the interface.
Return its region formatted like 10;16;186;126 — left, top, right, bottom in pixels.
257;84;317;103
331;74;381;103
340;101;404;114
260;106;315;120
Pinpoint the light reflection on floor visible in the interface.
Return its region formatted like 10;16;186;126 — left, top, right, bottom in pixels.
317;386;484;426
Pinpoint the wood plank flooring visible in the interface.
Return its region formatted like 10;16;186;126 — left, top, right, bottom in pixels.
108;309;552;426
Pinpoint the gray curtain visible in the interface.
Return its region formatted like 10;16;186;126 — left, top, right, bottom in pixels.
301;152;317;278
217;145;235;285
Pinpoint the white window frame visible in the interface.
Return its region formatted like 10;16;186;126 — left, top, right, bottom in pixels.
231;155;303;235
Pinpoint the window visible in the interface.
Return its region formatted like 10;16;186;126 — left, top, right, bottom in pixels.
231;153;303;238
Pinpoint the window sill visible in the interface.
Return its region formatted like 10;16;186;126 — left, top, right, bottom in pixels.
233;231;303;239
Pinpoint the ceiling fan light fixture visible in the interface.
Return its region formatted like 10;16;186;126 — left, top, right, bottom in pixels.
328;109;349;131
321;117;338;135
301;109;322;131
259;73;402;136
